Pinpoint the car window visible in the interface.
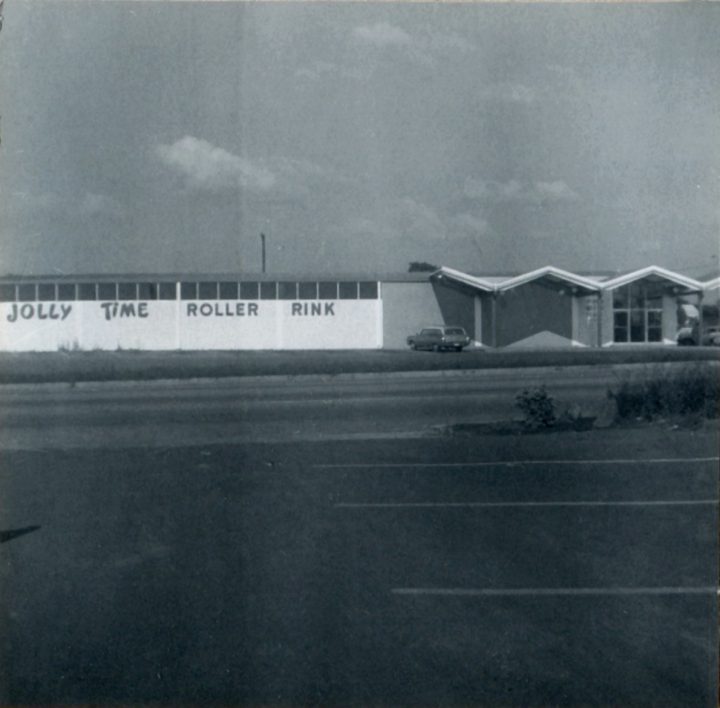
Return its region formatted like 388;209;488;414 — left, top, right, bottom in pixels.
444;328;466;335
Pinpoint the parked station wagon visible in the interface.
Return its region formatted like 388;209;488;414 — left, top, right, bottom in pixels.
406;326;471;352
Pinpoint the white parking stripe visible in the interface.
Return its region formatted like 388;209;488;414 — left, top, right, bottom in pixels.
392;586;718;597
316;457;720;469
336;499;718;509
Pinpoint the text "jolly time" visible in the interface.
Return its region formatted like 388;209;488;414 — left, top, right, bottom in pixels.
6;303;73;322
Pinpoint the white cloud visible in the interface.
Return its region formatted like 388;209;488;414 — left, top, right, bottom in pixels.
155;136;276;192
464;178;579;204
155;136;352;201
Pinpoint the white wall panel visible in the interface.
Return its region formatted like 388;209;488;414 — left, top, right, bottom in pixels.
279;300;381;350
177;300;277;350
80;302;178;351
0;302;80;351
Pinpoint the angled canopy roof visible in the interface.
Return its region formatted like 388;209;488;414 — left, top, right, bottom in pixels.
431;266;496;293
601;266;703;292
496;266;601;293
431;264;705;296
702;276;720;291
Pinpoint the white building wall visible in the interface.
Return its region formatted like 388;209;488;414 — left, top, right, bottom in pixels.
0;298;382;351
600;291;615;347
473;295;483;346
381;282;443;349
662;294;678;344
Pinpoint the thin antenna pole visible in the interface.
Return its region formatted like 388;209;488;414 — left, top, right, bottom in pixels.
260;233;266;274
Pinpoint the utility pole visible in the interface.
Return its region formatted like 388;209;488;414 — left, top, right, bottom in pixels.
260;233;266;274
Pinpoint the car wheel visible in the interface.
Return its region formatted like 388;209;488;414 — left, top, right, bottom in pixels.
455;346;462;352
410;343;417;350
432;344;440;352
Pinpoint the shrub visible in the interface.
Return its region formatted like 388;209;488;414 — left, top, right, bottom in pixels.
516;385;556;429
608;364;719;421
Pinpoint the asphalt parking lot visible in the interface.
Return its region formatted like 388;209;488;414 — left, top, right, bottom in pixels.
1;429;717;706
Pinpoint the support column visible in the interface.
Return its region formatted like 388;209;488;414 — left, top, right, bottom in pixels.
697;291;704;344
491;292;497;348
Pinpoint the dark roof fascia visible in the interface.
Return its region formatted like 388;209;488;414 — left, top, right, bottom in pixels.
0;272;429;283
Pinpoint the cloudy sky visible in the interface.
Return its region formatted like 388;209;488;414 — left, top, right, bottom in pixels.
0;1;718;277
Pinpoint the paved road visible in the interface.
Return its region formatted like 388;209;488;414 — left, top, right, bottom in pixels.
0;365;650;449
1;427;717;706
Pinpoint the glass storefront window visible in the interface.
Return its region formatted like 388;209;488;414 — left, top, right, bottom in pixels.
98;283;117;301
198;282;218;300
613;311;628;343
339;282;358;299
613;288;628;308
240;282;259;300
118;283;138;300
57;284;76;301
630;310;645;342
278;282;297;300
629;283;643;309
158;283;176;300
359;281;379;299
38;283;56;301
219;282;238;300
298;282;317;299
78;283;97;301
318;282;337;299
18;284;37;302
139;283;158;300
180;282;197;300
647;311;662;328
612;283;665;343
260;282;277;300
0;284;16;302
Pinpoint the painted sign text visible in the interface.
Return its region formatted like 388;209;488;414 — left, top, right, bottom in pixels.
187;302;259;317
100;302;149;320
291;302;335;316
6;303;72;322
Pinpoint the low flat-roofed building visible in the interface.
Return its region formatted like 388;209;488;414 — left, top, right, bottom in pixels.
0;265;710;351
